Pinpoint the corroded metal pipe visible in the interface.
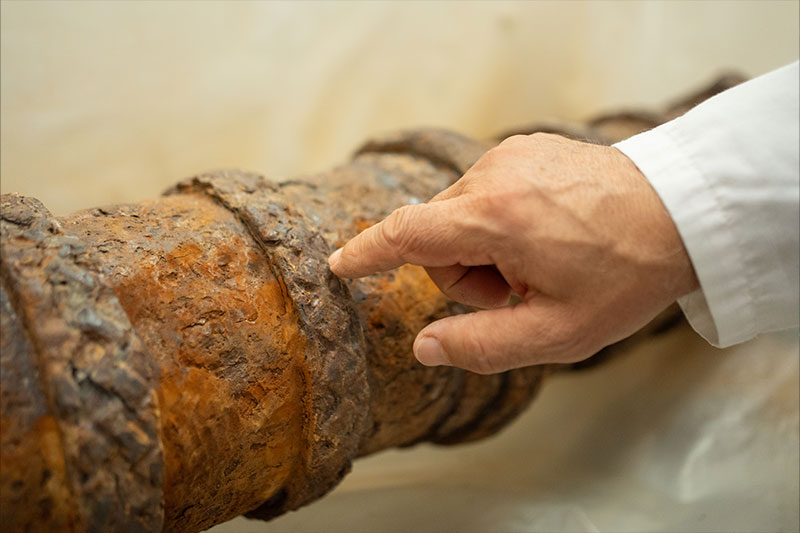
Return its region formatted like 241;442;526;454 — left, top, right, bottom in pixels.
0;73;741;532
1;130;547;532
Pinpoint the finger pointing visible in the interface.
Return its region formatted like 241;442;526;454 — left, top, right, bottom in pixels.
329;199;481;278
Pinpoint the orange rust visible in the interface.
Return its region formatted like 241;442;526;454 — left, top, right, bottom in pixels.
378;265;446;321
60;193;312;530
0;414;75;531
353;218;377;235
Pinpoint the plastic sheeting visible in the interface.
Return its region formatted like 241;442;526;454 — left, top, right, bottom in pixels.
211;326;798;532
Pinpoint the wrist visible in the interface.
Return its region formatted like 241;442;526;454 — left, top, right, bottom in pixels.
612;147;700;300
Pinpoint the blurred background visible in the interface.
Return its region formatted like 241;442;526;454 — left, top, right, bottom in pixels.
1;1;798;214
1;1;798;532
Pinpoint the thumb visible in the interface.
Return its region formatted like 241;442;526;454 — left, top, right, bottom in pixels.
413;299;584;374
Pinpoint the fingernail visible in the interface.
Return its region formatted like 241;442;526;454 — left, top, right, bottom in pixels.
414;336;449;366
328;248;343;268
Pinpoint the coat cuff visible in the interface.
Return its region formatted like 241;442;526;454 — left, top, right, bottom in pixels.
614;126;757;348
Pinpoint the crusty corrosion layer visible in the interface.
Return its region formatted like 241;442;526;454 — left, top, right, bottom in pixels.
1;130;547;532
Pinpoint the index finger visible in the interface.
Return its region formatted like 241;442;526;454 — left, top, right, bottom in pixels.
328;198;483;278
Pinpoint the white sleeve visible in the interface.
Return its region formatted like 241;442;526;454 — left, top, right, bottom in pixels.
614;61;800;348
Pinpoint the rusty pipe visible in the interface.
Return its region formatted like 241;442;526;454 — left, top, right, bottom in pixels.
0;73;741;532
1;130;548;532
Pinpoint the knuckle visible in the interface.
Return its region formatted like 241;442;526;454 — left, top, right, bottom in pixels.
543;316;590;363
499;134;528;147
548;325;578;358
381;205;417;252
499;132;555;149
474;145;507;169
474;189;508;216
462;327;500;375
462;190;515;233
528;131;558;143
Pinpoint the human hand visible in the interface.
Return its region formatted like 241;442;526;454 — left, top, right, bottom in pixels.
328;133;698;374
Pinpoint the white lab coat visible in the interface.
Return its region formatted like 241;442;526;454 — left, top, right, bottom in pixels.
615;61;800;348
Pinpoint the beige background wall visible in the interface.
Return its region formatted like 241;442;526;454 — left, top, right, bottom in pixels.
1;1;798;215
